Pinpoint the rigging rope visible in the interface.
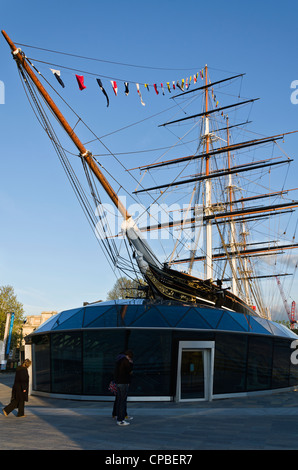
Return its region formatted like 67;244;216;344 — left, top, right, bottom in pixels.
17;58;141;282
16;42;201;71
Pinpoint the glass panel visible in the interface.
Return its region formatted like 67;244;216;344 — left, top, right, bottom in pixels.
272;340;290;389
216;311;247;333
118;305;143;326
176;310;212;329
247;336;273;391
158;305;192;327
34;314;59;333
269;321;292;338
52;308;83;330
132;307;171;327
83;330;126;395
33;335;51;392
83;306;114;327
249;317;272;335
181;350;204;399
51;332;82;394
213;333;247;394
197;308;223;329
127;330;172;396
54;308;85;330
226;311;250;332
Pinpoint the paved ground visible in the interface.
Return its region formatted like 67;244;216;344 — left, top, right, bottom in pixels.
1;372;298;451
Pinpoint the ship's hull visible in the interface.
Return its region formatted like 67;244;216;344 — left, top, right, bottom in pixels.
144;263;257;316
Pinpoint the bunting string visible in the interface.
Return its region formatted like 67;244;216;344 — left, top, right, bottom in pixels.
30;54;226;111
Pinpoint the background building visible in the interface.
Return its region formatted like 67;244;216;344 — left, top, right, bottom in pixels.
22;312;57;343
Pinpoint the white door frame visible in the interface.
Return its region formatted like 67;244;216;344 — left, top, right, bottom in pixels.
176;341;215;402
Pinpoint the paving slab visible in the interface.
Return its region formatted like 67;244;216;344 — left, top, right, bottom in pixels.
1;372;298;451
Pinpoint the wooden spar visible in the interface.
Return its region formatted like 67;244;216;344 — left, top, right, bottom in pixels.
133;158;293;193
130;135;286;172
1;30;130;221
103;210;293;239
170;73;246;99
171;242;298;264
223;273;292;281
204;201;298;220
158;98;259;127
184;156;286;182
132;208;293;235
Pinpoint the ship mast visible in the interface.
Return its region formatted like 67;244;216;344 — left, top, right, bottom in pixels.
204;65;213;280
226;117;238;296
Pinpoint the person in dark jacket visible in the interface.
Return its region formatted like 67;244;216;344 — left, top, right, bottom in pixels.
2;359;32;417
112;350;133;426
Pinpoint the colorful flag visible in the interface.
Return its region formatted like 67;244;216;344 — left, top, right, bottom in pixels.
193;74;197;84
124;82;129;95
166;82;171;93
176;80;183;91
153;84;159;95
136;83;145;106
172;81;176;90
161;83;165;95
50;69;65;88
75;74;86;90
96;78;109;107
111;80;118;96
144;84;150;92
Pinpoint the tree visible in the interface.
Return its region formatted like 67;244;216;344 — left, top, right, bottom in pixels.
0;285;25;350
107;276;147;300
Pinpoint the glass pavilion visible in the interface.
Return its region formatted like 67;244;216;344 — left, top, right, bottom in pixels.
25;299;298;401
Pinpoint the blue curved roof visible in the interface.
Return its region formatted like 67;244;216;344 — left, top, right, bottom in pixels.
32;299;298;339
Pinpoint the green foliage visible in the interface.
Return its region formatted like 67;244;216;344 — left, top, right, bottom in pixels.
0;285;25;348
107;276;147;300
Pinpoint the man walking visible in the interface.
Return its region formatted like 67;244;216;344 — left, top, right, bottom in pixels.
3;359;32;417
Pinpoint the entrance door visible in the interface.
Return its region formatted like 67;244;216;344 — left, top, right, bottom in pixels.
176;341;215;402
181;350;205;399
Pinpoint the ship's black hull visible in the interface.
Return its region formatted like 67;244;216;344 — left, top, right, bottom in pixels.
144;263;257;316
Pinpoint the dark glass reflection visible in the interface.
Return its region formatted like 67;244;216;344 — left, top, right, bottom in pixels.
247;336;273;391
33;334;51;392
214;333;247;394
272;340;290;389
83;330;125;395
127;330;172;396
51;332;82;394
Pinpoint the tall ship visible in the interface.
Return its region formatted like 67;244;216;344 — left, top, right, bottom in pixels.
2;30;298;324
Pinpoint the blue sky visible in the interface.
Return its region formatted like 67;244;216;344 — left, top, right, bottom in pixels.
1;0;298;318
